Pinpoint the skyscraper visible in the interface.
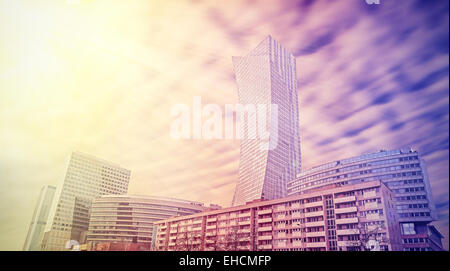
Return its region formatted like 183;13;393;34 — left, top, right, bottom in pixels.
23;185;56;251
42;151;131;250
231;36;301;206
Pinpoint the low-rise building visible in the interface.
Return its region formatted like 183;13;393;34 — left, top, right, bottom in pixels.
154;180;402;251
86;195;220;251
287;148;443;251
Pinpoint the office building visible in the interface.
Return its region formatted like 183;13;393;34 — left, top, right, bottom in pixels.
231;36;301;206
86;195;220;251
42;151;131;250
23;185;56;251
155;180;402;251
287;148;443;251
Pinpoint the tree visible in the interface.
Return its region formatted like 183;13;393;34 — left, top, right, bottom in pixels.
173;231;202;251
215;226;251;251
346;223;393;251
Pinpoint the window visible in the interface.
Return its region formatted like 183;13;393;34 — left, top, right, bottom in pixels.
401;223;416;235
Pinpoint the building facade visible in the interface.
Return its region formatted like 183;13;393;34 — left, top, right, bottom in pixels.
23;185;56;251
86;195;220;251
42;151;131;250
287;148;442;251
231;36;301;206
155;180;402;251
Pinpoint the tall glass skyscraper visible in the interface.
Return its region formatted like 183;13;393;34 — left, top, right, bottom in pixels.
42;152;131;250
231;36;301;206
23;185;56;251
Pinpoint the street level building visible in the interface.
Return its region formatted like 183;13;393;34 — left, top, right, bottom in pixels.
155;180;402;251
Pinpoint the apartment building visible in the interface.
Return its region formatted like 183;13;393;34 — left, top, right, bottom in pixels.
287;148;443;251
154;180;402;251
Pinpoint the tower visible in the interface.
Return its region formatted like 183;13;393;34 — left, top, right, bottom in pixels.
232;36;301;206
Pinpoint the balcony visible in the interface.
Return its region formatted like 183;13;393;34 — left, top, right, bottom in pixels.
206;225;216;230
205;239;215;244
274;242;287;248
239;220;251;226
238;229;251;234
239;212;251;218
336;229;360;236
258;226;272;232
258;217;272;223
335;217;359;225
305;231;325;238
276;223;286;229
275;206;286;211
334;196;356;204
337;241;357;247
169;236;177;240
306;242;327;248
258;209;272;215
276;232;287;238
292;241;303;247
365;213;380;220
292;231;304;237
258;235;273;241
335;206;358;214
291;203;301;209
304;201;322;208
258;244;272;250
363;190;377;198
305;220;325;227
364;202;379;209
237;245;251;250
206;217;217;223
205;232;216;237
305;211;324;218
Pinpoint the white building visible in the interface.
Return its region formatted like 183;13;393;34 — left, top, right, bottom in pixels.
42;151;131;250
86;195;219;250
287;148;443;251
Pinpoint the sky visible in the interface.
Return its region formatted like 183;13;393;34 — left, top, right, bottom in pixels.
0;0;448;250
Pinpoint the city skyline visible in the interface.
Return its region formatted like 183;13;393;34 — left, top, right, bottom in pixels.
0;0;448;250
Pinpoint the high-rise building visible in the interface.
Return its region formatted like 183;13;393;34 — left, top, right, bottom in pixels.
155;180;402;251
42;151;131;251
86;195;220;251
231;36;301;206
287;148;443;251
23;185;56;251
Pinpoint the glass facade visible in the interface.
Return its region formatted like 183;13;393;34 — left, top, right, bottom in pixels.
42;152;131;250
232;36;301;206
86;195;212;250
23;185;56;251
